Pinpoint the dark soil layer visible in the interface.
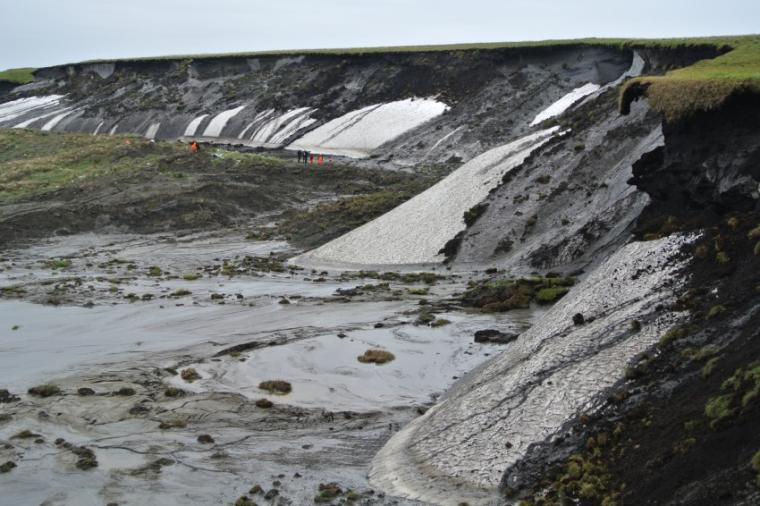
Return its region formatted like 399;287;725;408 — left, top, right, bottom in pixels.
505;93;760;505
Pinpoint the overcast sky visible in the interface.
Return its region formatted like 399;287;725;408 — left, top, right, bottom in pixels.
2;0;758;70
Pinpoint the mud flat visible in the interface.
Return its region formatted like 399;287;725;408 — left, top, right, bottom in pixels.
0;230;536;505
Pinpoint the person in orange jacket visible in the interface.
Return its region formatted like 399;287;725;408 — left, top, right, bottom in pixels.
190;141;199;153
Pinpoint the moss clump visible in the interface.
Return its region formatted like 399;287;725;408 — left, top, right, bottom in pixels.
463;202;489;226
197;434;214;444
12;429;41;439
705;394;736;428
234;496;256;506
46;258;72;269
315;482;343;503
535;287;570;304
407;287;429;295
255;398;274;409
715;251;730;264
702;356;721;378
71;446;98;470
747;224;760;240
707;304;727;319
164;387;185;398
113;387;136;396
259;380;292;395
431;318;452;327
462;276;575;312
659;325;689;347
180;368;201;382
0;461;16;473
148;266;162;277
27;384;61;397
182;273;201;281
158;419;187;430
357;349;396;365
705;361;760;428
170;289;192;297
751;449;760;485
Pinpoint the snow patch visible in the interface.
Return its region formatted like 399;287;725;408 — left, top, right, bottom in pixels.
289;98;449;158
41;109;77;132
0;95;64;125
145;122;161;140
249;107;316;145
202;105;246;137
183;114;208;137
296;128;558;266
370;235;693;504
530;83;600;126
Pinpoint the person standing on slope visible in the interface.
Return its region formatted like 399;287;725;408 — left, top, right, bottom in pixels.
297;150;302;163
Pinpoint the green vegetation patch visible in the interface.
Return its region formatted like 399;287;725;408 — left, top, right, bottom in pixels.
0;67;35;85
462;276;575;312
259;380;292;395
620;35;760;119
279;187;430;249
357;349;396;365
0;129;187;203
704;361;760;428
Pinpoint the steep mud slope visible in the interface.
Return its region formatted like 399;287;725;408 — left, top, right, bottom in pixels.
451;88;662;272
503;92;760;506
0;46;635;166
369;234;691;505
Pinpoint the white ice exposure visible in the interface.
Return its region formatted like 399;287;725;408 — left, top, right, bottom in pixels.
183;114;208;137
245;107;317;145
201;105;246;137
369;235;693;506
41;108;78;132
530;83;601;126
13;107;72;129
0;95;64;125
289;97;449;158
144;122;161;139
296;127;558;266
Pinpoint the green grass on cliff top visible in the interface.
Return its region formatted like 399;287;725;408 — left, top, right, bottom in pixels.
0;67;36;85
2;34;759;118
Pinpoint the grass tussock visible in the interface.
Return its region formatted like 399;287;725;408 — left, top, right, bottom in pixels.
258;380;292;395
357;349;396;365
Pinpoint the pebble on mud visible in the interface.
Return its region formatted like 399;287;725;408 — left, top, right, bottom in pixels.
473;329;518;344
180;368;201;382
572;312;585;325
0;389;20;403
197;434;215;444
77;387;96;396
113;387;135;396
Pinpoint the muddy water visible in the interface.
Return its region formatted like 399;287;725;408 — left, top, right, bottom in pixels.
0;231;537;505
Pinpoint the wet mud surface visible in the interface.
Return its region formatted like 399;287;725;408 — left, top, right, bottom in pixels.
0;230;535;505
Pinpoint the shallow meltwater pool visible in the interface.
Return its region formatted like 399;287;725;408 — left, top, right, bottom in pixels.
172;311;533;411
